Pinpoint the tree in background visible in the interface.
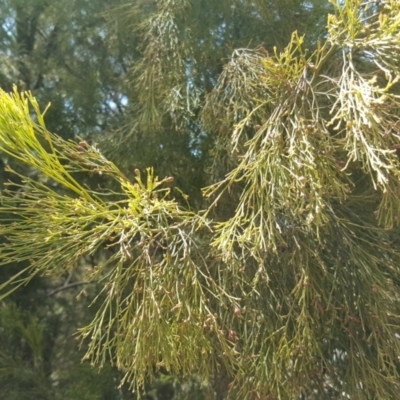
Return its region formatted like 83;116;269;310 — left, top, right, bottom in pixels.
2;0;400;399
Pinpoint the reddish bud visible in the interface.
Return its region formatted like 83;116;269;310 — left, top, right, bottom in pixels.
229;330;238;341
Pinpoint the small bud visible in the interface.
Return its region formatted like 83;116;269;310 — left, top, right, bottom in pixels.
234;306;241;316
229;330;238;341
134;169;141;176
164;176;174;183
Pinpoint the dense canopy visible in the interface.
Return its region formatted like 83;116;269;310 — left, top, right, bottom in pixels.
1;1;400;399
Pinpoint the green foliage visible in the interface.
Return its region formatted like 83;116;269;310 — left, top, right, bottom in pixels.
0;304;50;400
0;303;126;400
103;0;328;205
0;88;224;393
2;1;400;399
0;0;129;138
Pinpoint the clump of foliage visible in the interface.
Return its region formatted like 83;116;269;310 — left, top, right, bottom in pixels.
1;1;400;399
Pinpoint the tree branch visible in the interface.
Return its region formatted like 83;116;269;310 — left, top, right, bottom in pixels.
47;281;89;296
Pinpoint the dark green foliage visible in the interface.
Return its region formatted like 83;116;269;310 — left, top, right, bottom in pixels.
0;302;129;400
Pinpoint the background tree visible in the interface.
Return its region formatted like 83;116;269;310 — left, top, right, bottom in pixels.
3;0;400;399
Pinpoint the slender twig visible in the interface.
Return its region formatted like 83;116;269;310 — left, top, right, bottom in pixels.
47;281;89;296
